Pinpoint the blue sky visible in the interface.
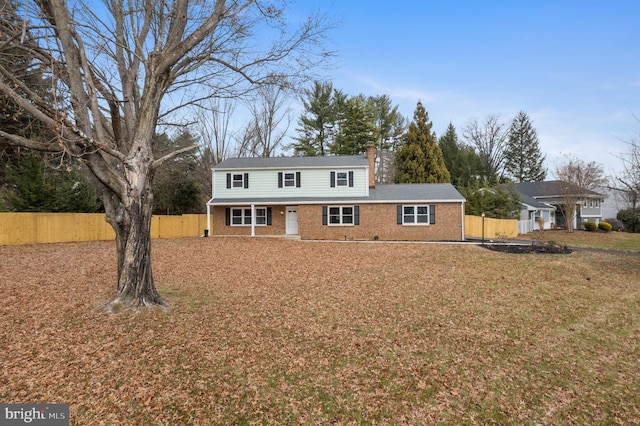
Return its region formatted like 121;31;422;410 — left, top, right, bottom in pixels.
291;0;640;178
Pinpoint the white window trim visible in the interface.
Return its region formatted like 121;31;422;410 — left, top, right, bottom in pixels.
232;173;245;188
230;207;267;226
328;205;355;226
335;172;349;187
283;172;297;188
401;204;431;226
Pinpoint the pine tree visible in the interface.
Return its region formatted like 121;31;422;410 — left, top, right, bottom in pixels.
439;122;483;188
153;130;202;214
504;111;546;182
3;153;102;212
331;95;377;155
292;81;336;156
394;102;450;183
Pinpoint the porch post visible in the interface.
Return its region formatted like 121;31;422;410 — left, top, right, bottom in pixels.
251;204;256;237
206;203;211;236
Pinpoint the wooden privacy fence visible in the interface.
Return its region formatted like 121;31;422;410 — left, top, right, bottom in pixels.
0;212;209;246
465;215;519;239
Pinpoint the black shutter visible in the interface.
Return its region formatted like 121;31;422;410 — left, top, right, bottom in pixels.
244;173;249;188
348;171;354;187
278;172;283;188
397;205;403;224
322;206;328;225
330;172;336;187
430;205;436;224
267;207;272;225
226;173;231;189
296;171;301;188
225;208;231;226
354;206;360;225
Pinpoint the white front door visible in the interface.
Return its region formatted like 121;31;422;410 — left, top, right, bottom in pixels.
286;207;299;235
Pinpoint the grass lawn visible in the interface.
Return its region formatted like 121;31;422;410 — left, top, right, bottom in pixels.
1;237;639;424
520;229;640;252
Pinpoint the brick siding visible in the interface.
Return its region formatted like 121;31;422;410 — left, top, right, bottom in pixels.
212;203;463;241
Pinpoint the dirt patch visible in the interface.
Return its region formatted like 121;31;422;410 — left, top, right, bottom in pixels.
482;243;572;254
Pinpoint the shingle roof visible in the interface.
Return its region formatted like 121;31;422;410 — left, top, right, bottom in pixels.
514;180;604;198
208;183;465;206
214;154;369;170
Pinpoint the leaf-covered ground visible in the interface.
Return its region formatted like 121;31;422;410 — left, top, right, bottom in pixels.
1;237;639;424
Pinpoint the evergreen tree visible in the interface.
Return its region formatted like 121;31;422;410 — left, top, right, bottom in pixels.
460;181;521;219
153;131;202;214
394;102;450;183
0;1;56;185
331;95;376;155
439;122;483;188
504;111;546;182
292;81;336;156
3;153;102;212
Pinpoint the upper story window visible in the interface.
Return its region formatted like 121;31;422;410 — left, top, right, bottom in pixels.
278;172;301;188
330;171;354;188
397;204;435;225
226;173;249;189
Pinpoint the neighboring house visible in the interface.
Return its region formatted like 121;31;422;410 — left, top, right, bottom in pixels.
513;180;606;232
206;144;466;241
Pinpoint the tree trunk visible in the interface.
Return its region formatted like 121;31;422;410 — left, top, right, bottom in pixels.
96;154;167;312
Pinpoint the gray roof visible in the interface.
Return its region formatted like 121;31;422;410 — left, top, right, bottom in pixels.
514;180;604;198
208;183;465;206
519;193;556;210
215;154;369;170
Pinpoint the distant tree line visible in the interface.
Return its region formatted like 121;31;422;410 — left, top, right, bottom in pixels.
6;72;639;231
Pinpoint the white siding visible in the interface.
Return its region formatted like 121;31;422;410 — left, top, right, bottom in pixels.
213;167;369;199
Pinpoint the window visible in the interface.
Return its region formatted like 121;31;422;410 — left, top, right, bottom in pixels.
226;173;249;189
255;208;267;225
397;205;435;225
278;171;301;188
330;171;354;187
336;172;348;186
322;206;360;226
225;207;271;226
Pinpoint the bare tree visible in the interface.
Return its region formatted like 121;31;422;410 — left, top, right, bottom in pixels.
0;0;331;310
554;156;608;232
195;98;236;201
240;83;292;157
611;134;640;211
462;115;508;181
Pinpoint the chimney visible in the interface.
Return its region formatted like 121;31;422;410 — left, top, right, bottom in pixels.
366;142;375;189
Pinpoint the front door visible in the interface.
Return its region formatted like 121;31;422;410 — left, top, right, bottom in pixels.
286;207;299;235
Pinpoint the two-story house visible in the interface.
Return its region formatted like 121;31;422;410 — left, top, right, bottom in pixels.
513;180;606;232
205;144;466;241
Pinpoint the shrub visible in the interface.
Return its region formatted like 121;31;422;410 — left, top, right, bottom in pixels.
598;221;612;232
583;221;598;232
604;217;624;231
617;208;640;233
